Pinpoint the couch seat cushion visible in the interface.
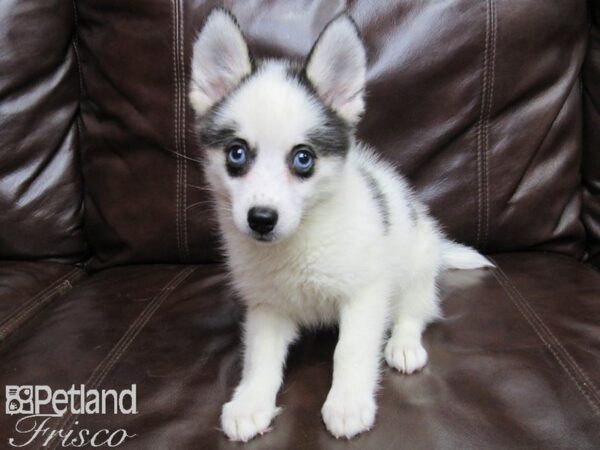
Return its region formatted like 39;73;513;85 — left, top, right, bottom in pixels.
0;254;598;449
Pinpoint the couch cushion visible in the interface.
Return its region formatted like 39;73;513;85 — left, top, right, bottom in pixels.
0;0;87;262
0;261;83;343
76;0;218;269
0;254;598;448
77;0;587;269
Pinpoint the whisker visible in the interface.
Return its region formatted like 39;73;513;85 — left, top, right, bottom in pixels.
164;147;204;165
186;184;214;192
186;200;216;211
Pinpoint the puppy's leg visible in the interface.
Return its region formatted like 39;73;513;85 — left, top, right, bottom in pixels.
322;281;389;439
221;305;297;442
385;265;439;374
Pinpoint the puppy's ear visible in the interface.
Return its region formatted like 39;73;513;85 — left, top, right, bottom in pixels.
190;8;252;115
304;14;366;124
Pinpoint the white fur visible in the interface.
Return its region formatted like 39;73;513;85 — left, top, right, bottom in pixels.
203;60;345;243
191;10;492;442
441;240;494;269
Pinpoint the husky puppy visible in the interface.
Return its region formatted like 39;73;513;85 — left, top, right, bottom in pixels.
189;8;492;442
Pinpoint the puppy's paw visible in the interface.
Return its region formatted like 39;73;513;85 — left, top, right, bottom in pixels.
384;338;428;374
221;396;279;442
321;389;376;439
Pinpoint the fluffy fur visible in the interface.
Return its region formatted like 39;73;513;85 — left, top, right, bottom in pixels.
190;8;493;442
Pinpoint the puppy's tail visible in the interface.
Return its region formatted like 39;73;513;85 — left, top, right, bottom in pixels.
441;240;494;270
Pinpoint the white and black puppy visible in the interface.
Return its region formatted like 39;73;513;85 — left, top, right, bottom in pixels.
190;8;492;442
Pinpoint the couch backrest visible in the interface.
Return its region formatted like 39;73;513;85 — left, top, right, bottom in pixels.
77;0;589;268
583;0;600;267
0;0;86;263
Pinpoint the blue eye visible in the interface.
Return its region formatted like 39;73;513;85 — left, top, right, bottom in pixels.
226;142;248;169
291;147;315;176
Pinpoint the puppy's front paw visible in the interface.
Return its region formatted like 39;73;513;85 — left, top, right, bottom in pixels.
321;389;376;439
384;338;428;374
221;396;279;442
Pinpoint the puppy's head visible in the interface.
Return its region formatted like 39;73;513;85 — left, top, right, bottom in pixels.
190;8;366;243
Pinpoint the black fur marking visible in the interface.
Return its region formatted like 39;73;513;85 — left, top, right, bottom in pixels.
199;121;237;149
193;69;250;149
195;104;255;178
359;167;391;234
286;64;352;156
194;69;255;150
306;118;351;157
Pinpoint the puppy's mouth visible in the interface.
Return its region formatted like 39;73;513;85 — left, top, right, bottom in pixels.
250;231;277;243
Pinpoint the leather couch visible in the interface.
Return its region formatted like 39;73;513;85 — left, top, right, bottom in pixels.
1;1;599;448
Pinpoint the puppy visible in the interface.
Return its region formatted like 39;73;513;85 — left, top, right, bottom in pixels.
189;8;492;442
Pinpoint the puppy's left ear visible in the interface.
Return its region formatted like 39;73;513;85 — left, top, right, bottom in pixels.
190;8;253;116
304;14;366;124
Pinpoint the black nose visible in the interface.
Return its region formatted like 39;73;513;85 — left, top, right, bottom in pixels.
247;207;278;235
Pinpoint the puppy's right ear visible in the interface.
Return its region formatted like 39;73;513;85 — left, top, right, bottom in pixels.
190;8;252;115
304;14;366;124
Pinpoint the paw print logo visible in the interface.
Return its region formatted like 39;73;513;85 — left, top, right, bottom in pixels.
7;400;18;412
5;386;33;415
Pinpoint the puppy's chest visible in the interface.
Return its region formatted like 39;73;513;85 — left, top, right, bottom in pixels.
232;244;352;322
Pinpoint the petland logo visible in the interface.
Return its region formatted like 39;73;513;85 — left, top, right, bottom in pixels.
5;385;137;448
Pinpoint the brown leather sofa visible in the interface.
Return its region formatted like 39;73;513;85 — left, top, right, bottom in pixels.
1;1;599;449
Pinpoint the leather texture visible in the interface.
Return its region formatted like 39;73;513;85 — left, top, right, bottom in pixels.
78;0;587;269
0;0;86;262
1;254;598;449
0;262;83;343
76;0;218;269
584;0;600;267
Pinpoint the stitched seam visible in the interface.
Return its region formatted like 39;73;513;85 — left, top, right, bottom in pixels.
493;254;600;397
497;265;600;403
172;0;183;259
0;277;64;332
178;0;189;259
492;268;600;416
482;0;496;248
0;268;78;335
86;267;195;388
71;0;84;97
475;0;491;247
490;262;600;416
0;268;81;339
70;0;87;248
175;0;184;260
44;267;196;450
